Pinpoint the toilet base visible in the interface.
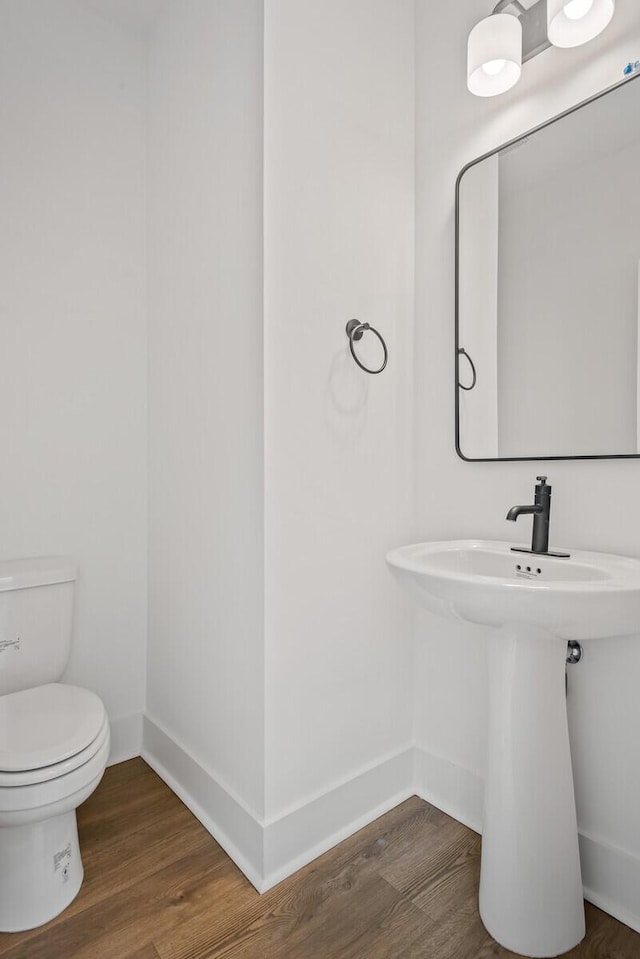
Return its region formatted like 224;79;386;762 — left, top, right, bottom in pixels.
0;810;84;932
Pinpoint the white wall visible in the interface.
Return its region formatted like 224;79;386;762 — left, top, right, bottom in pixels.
0;0;148;760
146;0;266;819
143;0;415;888
415;0;640;929
263;0;415;824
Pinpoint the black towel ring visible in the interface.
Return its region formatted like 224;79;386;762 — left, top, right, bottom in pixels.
457;347;477;391
346;319;388;375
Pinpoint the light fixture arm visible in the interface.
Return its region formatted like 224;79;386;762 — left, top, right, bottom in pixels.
493;0;527;15
491;0;552;64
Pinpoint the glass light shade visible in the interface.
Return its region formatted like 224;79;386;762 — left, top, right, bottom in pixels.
467;15;522;98
547;0;615;48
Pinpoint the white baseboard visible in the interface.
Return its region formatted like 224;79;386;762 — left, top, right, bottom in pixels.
141;715;265;889
262;747;414;890
141;715;414;893
580;832;640;934
107;711;143;766
414;744;484;834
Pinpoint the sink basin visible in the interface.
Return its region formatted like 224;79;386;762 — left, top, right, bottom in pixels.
386;539;640;639
387;539;640;958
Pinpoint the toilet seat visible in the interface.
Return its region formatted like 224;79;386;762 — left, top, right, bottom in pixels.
0;724;110;824
0;684;107;785
0;717;110;787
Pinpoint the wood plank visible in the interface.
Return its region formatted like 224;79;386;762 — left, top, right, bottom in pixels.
381;816;481;922
155;797;444;959
277;879;435;959
567;904;640;959
77;802;214;913
78;759;182;850
124;946;162;959
0;847;243;959
79;758;165;823
171;875;435;959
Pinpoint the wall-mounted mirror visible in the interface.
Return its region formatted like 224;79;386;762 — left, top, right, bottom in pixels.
456;73;640;461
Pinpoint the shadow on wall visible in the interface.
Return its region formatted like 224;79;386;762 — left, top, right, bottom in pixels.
324;348;370;443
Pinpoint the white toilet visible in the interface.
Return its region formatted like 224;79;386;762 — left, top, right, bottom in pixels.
0;557;110;933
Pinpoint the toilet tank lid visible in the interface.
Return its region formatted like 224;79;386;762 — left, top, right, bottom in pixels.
0;557;77;592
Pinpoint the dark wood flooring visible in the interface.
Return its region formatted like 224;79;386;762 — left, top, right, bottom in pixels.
1;758;638;958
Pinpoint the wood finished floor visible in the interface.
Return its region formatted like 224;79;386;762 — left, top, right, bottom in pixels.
1;759;638;959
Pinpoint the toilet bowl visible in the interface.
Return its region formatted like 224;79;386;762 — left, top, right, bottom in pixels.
0;559;110;932
0;683;110;932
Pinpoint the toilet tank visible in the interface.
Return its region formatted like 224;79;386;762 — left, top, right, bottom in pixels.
0;558;77;696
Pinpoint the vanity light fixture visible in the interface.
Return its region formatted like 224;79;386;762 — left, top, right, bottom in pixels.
467;0;616;97
467;13;523;97
547;0;615;48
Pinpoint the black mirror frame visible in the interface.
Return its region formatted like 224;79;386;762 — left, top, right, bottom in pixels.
455;71;640;462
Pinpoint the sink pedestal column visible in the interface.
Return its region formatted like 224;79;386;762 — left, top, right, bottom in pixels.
479;623;585;958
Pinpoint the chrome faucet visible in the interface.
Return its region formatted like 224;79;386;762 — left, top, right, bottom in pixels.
507;476;570;558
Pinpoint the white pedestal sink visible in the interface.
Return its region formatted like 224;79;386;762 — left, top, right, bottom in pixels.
387;540;640;958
